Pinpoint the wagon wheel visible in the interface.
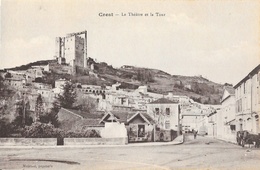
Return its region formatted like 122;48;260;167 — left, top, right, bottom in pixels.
237;138;241;146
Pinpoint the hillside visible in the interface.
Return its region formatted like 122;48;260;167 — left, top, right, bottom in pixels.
2;60;224;105
95;63;224;104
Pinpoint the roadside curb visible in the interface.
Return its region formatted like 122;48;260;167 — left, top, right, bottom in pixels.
0;135;184;149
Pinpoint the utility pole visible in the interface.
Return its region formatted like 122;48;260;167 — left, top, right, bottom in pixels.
22;94;26;126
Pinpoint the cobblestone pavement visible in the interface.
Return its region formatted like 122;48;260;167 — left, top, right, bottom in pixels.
1;135;260;170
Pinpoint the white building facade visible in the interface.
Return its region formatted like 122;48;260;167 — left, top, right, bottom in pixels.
234;64;260;134
147;98;180;133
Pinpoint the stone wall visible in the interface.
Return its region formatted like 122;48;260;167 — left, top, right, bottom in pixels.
0;138;57;146
64;137;128;145
0;138;128;146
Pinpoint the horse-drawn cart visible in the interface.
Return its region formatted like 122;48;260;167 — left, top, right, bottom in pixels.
237;130;260;148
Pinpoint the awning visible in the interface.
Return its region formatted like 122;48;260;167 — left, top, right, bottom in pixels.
225;119;236;125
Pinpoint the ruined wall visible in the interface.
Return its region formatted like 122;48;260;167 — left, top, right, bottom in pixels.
74;35;84;68
64;36;75;65
55;31;87;72
55;37;62;58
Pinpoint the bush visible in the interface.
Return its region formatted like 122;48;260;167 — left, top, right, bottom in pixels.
65;129;101;138
23;122;64;138
0;118;13;137
22;122;101;138
84;129;101;138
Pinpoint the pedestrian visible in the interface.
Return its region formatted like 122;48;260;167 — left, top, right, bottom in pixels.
194;130;197;139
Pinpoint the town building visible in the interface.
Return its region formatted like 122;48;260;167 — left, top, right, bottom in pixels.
147;98;180;134
31;64;50;72
100;111;156;142
53;78;67;95
234;64;260;134
189;104;221;136
218;86;236;142
80;84;105;94
32;82;52;90
6;70;26;80
121;65;134;69
25;68;44;82
181;114;202;133
4;78;26;90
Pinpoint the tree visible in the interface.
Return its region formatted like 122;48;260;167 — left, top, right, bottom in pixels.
75;95;97;113
192;82;202;94
0;90;21;136
0;75;4;92
38;82;76;127
35;94;44;121
23;122;64;138
58;82;77;109
174;81;184;89
34;77;43;83
190;96;202;104
39;100;60;127
0;117;13;137
12;97;33;128
136;70;154;84
5;72;12;78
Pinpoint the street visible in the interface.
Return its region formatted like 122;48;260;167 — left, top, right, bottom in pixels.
1;135;260;170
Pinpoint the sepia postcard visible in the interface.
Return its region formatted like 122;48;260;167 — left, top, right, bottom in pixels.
0;0;260;169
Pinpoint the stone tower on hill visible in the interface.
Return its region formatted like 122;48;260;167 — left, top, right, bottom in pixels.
54;31;88;69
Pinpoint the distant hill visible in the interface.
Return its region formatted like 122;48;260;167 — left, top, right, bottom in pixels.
2;60;224;105
3;60;56;71
95;63;224;104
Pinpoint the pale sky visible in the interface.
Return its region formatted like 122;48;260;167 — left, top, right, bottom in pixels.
1;0;260;85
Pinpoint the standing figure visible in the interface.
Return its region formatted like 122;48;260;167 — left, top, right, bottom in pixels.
194;130;198;139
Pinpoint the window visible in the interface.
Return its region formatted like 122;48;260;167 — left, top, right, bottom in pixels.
230;125;236;131
165;121;170;129
155;108;159;115
138;125;145;137
102;94;106;99
166;108;170;115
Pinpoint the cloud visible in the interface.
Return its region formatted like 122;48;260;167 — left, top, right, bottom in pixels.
188;41;260;84
1;36;54;68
